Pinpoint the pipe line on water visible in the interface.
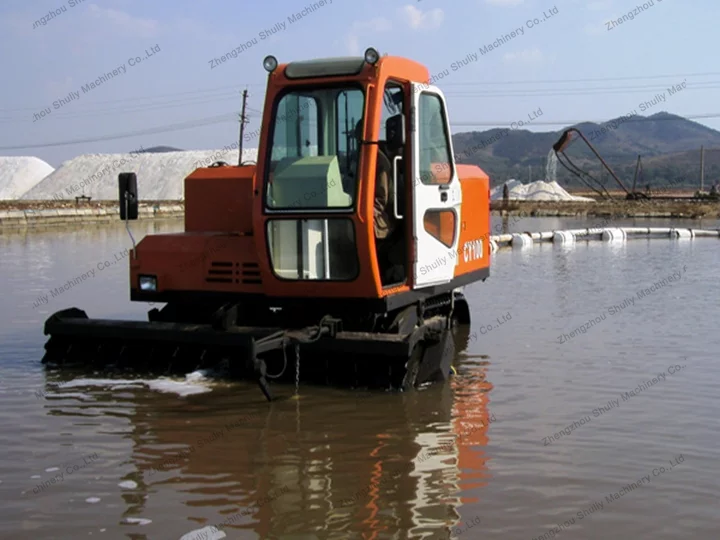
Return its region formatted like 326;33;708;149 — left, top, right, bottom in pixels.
490;227;720;251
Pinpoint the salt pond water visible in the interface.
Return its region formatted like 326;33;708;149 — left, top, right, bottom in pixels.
0;216;718;538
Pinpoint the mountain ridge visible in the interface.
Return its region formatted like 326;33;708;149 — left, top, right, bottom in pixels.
451;112;720;187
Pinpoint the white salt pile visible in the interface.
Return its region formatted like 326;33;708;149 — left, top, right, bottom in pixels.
0;156;54;199
490;179;595;202
21;148;258;201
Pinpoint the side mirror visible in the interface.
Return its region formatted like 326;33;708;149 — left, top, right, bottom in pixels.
118;172;138;220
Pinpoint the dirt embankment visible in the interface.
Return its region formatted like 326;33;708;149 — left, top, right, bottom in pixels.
3;198;718;219
0;200;183;210
0;200;185;229
491;199;720;219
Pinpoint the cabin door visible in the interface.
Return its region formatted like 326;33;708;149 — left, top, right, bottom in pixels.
409;84;462;288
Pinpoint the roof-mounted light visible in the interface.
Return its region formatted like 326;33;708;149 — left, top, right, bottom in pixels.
364;47;379;65
263;55;278;73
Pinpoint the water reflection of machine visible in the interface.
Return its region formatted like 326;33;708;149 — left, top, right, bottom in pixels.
40;328;493;537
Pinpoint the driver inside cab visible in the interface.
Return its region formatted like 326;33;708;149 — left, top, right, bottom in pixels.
354;120;404;285
354;120;395;242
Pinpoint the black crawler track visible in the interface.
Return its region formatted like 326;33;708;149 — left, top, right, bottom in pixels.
41;292;470;399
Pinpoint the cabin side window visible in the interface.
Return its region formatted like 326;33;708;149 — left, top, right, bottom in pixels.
417;92;453;185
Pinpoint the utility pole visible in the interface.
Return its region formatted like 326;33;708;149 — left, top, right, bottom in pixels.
528;165;531;183
238;89;249;166
632;155;641;194
700;145;705;192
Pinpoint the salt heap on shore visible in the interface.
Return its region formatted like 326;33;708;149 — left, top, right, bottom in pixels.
21;148;258;201
0;157;55;199
490;179;594;202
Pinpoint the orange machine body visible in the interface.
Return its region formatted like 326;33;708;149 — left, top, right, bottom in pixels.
129;55;490;310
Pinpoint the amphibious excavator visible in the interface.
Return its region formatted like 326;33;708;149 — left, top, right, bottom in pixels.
41;48;491;400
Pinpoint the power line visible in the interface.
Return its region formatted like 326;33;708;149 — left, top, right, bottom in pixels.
2;70;719;116
5;81;715;122
451;112;720;127
443;81;720;95
2;84;712;123
438;71;720;85
0;83;266;113
0;92;249;123
0;113;237;151
0;92;266;124
3;110;719;151
444;87;720;98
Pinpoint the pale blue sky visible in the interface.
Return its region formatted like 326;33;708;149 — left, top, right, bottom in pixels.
1;0;717;166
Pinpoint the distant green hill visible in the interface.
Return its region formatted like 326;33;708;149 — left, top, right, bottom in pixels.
451;112;720;189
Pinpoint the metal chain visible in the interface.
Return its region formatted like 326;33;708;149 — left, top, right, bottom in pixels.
294;344;300;396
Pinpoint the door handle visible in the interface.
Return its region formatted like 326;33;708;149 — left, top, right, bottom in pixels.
438;184;450;191
440;192;448;202
393;156;403;219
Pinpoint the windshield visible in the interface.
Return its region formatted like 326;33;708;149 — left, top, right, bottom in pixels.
265;86;365;209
